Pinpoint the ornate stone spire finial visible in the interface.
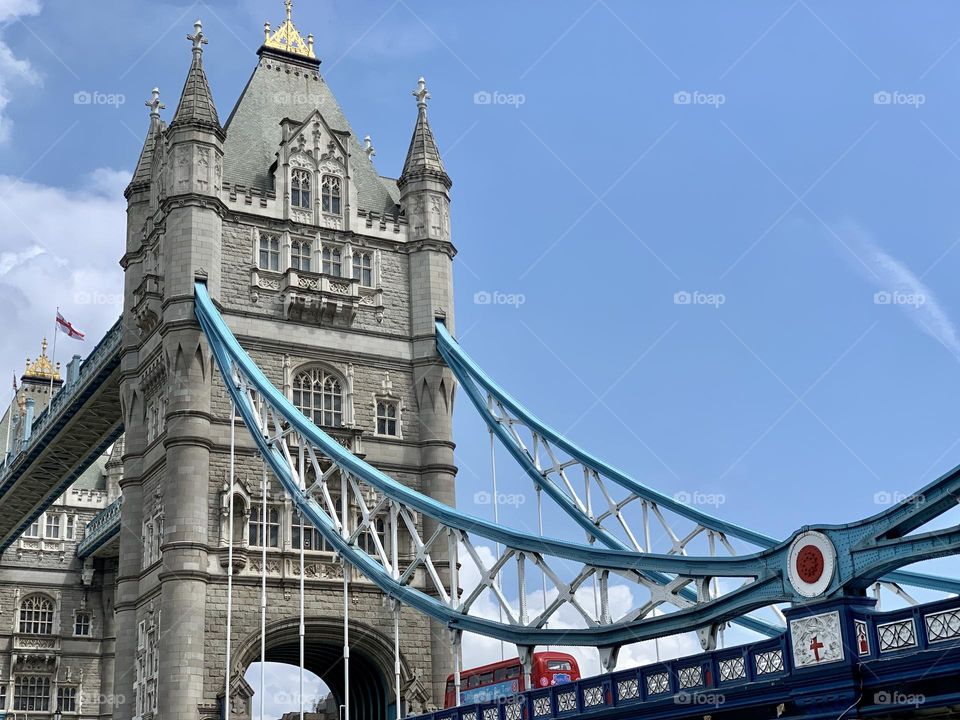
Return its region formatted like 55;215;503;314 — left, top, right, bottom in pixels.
400;75;450;189
188;19;207;55
145;88;165;120
363;135;376;159
264;0;316;59
413;77;430;109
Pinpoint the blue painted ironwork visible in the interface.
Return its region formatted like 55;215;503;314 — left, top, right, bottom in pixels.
436;321;960;604
76;496;123;558
408;595;960;720
0;318;123;553
196;283;960;648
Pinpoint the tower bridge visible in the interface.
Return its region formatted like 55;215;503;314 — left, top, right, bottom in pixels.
1;3;959;720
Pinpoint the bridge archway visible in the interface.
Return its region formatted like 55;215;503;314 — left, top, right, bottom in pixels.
234;616;409;720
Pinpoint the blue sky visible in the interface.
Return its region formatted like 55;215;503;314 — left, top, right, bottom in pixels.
5;0;960;716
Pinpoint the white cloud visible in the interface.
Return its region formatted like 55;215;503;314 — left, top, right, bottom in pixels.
0;0;41;143
838;221;960;359
0;169;127;384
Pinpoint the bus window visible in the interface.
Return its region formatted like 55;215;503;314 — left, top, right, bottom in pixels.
494;668;509;682
546;660;572;671
505;665;521;679
468;674;481;688
479;672;494;686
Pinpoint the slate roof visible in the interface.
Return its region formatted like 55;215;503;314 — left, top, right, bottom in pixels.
222;49;399;215
129;120;161;190
171;48;221;132
399;104;450;188
72;455;108;492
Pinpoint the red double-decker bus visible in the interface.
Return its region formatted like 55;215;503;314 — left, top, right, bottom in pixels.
444;652;580;708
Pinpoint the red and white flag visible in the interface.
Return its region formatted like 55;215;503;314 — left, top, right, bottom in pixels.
56;312;85;341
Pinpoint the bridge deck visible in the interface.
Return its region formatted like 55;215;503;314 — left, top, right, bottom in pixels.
0;319;123;552
412;596;960;720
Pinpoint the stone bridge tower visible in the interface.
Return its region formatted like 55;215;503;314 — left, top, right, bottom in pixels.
117;6;456;719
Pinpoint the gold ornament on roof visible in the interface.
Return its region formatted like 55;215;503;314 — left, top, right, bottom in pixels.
264;0;315;59
24;338;61;381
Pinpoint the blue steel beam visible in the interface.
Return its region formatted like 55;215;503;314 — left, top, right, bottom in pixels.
436;321;960;598
442;344;783;639
196;283;960;647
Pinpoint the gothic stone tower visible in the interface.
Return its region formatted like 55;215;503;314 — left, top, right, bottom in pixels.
117;7;456;720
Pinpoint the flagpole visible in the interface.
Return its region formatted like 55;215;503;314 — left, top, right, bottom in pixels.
48;307;59;403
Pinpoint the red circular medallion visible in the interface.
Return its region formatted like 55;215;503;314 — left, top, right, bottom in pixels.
795;544;825;584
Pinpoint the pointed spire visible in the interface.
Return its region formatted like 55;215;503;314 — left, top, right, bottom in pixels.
128;91;165;193
170;20;222;133
399;77;451;189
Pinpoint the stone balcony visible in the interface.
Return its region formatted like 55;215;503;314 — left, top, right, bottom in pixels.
13;632;61;668
280;269;361;326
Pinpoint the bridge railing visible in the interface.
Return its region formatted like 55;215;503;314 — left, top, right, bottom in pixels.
413;595;960;720
76;496;123;558
857;595;960;656
414;634;791;720
1;317;122;475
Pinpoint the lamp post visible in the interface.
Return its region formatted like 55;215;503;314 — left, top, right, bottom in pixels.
54;701;62;720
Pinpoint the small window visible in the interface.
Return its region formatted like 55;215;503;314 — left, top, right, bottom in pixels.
321;175;342;215
292;169;312;209
376;399;399;437
352;252;373;287
291;240;312;272
249;505;281;548
0;684;6;710
23;520;40;538
479;672;495;686
58;686;78;712
65;514;76;540
292;513;329;552
546;660;572;671
259;233;281;271
357;515;387;556
322;246;342;276
45;513;61;539
75;612;91;637
14;675;50;711
467;674;481;689
505;665;522;679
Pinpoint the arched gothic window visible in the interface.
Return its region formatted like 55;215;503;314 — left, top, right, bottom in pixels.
259;233;280;271
14;676;50;711
321;175;342;215
291;239;312;272
293;368;344;427
74;611;91;636
352;252;373;287
292;169;312;209
18;594;54;635
322;246;342;276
